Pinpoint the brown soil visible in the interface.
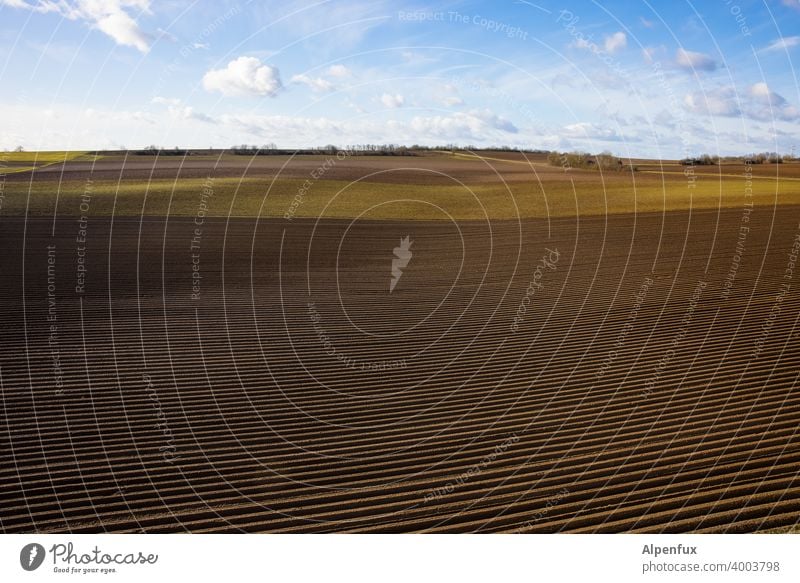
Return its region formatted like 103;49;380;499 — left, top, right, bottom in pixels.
3;151;652;186
0;194;798;532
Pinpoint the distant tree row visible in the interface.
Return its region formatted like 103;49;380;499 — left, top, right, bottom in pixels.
228;144;551;156
547;150;629;171
228;143;418;156
435;145;548;154
229;144;277;155
744;152;784;164
680;154;719;166
682;152;786;165
135;145;188;156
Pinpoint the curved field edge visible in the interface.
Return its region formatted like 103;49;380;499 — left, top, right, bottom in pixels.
0;151;100;175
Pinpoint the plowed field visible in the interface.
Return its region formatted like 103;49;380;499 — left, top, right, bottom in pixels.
1;153;799;532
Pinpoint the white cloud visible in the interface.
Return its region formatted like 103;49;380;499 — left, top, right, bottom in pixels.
571;32;626;54
571;37;592;50
441;96;464;107
642;46;658;63
640;17;655;28
400;50;436;66
151;96;181;106
675;48;717;72
156;27;176;42
381;93;404;108
220;113;351;141
96;9;149;52
683;92;731;116
345;99;367;114
150;96;215;123
173;106;215;123
217;108;518;146
470;109;517;133
588;70;626;90
762;36;800;52
290;74;334;93
407;114;483;139
682;84;799;121
3;0;153;52
203;57;282;97
562;122;623;141
408;110;517;140
327;64;351;78
748;83;800;121
750;82;775;101
783;0;800;9
604;32;627;54
683;87;740;116
654;109;675;128
438;84;464;107
192;42;209;50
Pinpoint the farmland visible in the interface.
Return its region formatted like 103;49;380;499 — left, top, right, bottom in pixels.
0;151;799;533
0;150;796;219
0;151;100;175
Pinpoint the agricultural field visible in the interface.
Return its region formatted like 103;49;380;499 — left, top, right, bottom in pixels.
0;150;797;219
1;151;799;532
0;151;101;175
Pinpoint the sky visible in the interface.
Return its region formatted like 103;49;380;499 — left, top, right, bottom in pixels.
1;0;800;158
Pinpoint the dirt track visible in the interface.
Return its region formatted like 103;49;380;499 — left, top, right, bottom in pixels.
1;206;799;533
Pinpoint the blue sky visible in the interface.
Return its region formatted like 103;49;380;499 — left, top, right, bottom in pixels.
2;0;799;157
